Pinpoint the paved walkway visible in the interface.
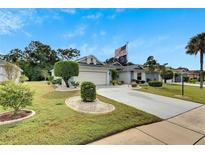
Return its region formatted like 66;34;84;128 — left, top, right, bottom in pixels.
90;105;205;145
97;87;201;119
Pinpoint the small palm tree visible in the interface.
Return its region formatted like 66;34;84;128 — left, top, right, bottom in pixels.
186;32;205;88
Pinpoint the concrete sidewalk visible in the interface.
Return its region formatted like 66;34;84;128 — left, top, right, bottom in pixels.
90;105;205;145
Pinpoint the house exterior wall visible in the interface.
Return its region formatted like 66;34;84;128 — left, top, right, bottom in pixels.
119;69;147;84
119;72;131;84
0;65;21;82
145;72;161;82
141;72;146;81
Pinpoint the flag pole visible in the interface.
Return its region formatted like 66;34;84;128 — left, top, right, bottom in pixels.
126;41;129;63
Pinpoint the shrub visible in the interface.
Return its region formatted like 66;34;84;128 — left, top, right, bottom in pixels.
131;79;137;82
189;78;197;84
23;66;44;81
183;76;189;82
52;78;62;85
136;80;145;84
118;80;124;85
71;81;80;88
81;82;96;102
48;76;54;82
0;81;33;115
148;80;163;87
19;75;29;83
131;81;137;87
111;80;118;85
111;69;119;80
54;61;79;87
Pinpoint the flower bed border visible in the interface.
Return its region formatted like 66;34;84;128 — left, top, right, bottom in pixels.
0;109;35;125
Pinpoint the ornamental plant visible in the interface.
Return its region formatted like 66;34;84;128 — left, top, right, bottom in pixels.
19;75;29;83
81;82;96;102
0;81;33;115
148;80;163;87
54;61;79;87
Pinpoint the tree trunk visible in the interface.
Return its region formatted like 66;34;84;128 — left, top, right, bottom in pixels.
13;108;19;117
164;79;167;83
63;78;69;87
200;51;204;88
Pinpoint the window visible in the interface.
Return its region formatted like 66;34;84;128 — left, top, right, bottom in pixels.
137;72;142;80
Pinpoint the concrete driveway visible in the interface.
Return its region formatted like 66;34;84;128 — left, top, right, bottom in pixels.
97;86;201;119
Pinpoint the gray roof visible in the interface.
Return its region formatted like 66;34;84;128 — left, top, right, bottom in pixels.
120;64;144;71
76;55;105;66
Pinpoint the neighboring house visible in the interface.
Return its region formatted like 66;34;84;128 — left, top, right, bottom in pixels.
51;55;162;85
0;60;22;82
171;67;200;82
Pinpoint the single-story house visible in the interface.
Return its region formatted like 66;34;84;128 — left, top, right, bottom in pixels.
51;55;161;86
0;60;22;82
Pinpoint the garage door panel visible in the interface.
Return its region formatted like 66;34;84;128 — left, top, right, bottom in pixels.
76;71;107;85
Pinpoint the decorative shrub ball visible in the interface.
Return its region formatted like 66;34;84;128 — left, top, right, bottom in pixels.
131;81;137;87
148;80;163;87
81;82;96;102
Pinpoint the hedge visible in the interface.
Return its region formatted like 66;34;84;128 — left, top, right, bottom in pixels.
148;80;163;87
81;82;96;102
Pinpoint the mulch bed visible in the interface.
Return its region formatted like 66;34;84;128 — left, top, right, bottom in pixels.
0;110;32;122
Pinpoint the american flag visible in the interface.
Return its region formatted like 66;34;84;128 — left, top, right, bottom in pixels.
115;44;127;58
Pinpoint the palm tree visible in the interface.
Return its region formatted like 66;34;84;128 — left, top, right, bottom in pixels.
186;32;205;88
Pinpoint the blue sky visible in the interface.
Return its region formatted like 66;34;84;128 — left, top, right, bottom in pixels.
0;8;205;70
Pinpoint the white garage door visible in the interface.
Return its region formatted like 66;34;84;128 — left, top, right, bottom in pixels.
77;71;107;85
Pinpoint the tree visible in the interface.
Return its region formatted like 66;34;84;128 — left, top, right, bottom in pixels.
2;48;23;65
19;75;29;83
143;56;159;72
3;63;19;81
111;69;119;80
186;32;205;88
160;69;174;83
0;81;33;115
2;41;81;81
54;61;79;87
105;57;118;64
41;69;49;81
57;48;80;60
24;41;58;67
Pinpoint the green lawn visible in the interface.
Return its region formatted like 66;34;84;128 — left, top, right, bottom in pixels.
138;84;205;104
0;82;160;145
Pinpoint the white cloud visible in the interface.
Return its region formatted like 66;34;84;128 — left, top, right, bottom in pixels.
22;30;32;37
0;10;24;34
63;25;87;39
108;9;126;20
61;9;76;15
0;9;47;35
79;43;98;56
84;12;102;20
